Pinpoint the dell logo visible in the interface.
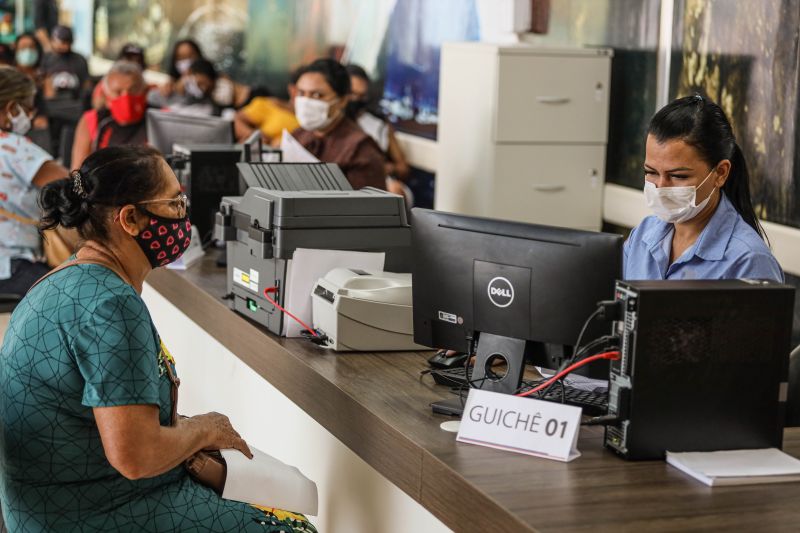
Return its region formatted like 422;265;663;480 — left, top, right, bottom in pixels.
487;277;514;308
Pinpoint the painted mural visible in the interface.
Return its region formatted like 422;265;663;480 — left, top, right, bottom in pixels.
670;0;800;229
93;0;248;76
91;0;800;230
379;0;480;139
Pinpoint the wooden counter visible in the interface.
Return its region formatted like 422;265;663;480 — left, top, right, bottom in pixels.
147;255;800;532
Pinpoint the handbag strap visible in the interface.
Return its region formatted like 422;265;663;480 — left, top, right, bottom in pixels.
163;357;180;426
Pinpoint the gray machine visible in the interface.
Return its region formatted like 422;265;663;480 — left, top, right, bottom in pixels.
215;179;412;335
237;161;350;191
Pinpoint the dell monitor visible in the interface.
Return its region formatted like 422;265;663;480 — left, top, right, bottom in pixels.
171;143;246;244
146;109;234;155
411;208;623;408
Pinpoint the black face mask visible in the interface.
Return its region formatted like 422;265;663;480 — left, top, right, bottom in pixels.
133;208;193;268
346;99;368;118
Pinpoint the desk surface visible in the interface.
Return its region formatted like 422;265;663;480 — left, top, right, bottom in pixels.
148;255;800;532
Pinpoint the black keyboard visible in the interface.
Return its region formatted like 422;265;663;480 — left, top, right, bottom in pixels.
429;366;608;416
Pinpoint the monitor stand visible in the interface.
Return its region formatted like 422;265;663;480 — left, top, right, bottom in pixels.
431;333;527;417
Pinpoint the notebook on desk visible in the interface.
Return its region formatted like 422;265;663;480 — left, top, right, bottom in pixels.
666;448;800;487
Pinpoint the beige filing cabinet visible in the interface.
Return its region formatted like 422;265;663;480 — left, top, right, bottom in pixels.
435;43;612;231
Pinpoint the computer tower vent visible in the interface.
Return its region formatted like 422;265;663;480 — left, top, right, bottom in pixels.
642;317;712;370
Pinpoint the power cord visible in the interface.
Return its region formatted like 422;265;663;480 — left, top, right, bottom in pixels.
262;286;318;337
534;299;622;400
535;335;618;400
581;414;620;426
515;351;620;398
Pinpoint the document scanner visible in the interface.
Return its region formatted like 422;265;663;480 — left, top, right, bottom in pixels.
214;183;412;336
311;268;427;351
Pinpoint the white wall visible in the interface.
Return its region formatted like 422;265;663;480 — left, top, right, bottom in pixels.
397;136;800;277
142;284;452;533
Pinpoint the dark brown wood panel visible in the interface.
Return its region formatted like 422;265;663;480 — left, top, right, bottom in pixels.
147;256;800;532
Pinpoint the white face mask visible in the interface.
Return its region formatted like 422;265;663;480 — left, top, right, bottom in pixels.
643;167;717;224
295;95;337;131
176;58;193;75
212;77;234;106
184;76;205;99
8;103;32;136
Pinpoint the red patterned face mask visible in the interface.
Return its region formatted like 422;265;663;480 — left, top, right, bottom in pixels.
134;209;193;268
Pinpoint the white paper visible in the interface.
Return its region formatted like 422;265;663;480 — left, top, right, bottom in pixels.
456;389;582;462
280;129;320;163
282;248;385;337
536;366;608;393
667;448;800;478
221;447;319;516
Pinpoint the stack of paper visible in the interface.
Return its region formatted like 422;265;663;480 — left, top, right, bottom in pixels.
280;130;320;163
666;448;800;487
221;447;319;516
281;248;385;337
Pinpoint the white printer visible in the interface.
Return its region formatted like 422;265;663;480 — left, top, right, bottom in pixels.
311;268;427;351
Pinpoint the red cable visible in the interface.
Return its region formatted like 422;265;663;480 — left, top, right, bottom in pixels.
515;351;620;397
263;287;318;337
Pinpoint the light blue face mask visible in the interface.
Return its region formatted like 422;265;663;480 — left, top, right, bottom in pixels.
15;48;38;67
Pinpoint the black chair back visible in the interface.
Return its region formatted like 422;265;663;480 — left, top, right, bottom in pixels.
788;344;800;426
0;293;21;314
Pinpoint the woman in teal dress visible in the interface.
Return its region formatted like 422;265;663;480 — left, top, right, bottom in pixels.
0;145;316;532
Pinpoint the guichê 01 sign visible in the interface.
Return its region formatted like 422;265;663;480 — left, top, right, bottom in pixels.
456;389;582;462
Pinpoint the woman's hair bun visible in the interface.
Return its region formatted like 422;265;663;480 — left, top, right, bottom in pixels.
38;145;165;241
38;176;91;231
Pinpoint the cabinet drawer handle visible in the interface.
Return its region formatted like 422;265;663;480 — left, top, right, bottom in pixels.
531;185;566;193
535;96;571;104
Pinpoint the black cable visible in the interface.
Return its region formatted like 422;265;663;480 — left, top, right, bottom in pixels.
457;334;478;409
574;307;603;359
581;414;620;426
563;335;617;370
200;229;217;250
535;335;616;398
457;373;491;409
533;307;603;399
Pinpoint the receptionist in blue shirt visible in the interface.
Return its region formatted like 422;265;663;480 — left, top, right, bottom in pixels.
623;95;783;283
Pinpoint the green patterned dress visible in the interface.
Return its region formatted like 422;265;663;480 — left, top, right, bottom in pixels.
0;264;316;532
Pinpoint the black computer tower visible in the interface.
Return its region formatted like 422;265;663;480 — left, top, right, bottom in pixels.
605;279;795;460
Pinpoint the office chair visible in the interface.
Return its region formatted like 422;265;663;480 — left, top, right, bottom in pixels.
26;127;54;156
59;125;76;170
0;293;21;314
788;343;800;427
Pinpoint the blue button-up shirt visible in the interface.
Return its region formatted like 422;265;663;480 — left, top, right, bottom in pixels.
624;194;784;282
